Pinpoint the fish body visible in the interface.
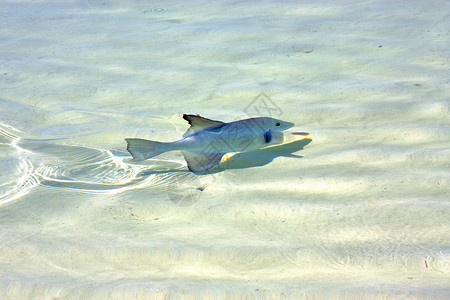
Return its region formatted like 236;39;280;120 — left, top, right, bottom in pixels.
126;114;293;172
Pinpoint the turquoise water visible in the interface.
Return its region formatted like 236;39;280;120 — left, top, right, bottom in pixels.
0;0;449;298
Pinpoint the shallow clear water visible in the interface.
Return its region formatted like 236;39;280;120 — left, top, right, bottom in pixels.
0;0;449;298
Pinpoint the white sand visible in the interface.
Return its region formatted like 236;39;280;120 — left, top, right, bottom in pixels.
0;0;449;298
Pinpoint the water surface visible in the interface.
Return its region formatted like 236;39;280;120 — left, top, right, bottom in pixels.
0;0;449;298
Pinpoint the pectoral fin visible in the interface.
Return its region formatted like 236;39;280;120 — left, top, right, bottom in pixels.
182;150;225;173
183;114;225;137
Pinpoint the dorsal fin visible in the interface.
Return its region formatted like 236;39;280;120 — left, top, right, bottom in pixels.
183;114;225;137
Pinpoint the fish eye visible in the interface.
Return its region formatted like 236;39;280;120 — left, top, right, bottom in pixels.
276;122;281;126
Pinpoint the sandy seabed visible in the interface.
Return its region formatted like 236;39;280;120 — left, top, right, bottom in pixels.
0;0;449;298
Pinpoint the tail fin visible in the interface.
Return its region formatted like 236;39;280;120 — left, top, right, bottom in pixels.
125;138;167;160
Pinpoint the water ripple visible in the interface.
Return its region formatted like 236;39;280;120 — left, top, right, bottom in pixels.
0;124;194;206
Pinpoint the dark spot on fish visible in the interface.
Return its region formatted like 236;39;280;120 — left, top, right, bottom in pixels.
197;186;205;191
264;130;272;143
276;122;281;126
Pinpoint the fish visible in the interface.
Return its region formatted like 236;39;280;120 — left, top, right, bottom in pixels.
125;114;294;173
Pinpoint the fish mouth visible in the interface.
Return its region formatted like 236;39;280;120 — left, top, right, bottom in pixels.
284;121;295;130
291;131;311;140
291;131;310;136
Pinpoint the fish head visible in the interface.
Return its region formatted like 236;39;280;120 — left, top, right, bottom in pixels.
255;117;294;131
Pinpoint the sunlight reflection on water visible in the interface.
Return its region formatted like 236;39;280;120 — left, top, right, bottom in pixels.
0;0;448;298
0;123;207;207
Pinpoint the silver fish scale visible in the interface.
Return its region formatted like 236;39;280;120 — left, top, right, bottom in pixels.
217;125;263;153
178;122;266;154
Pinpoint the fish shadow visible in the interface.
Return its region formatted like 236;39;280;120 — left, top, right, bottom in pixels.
203;138;312;174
